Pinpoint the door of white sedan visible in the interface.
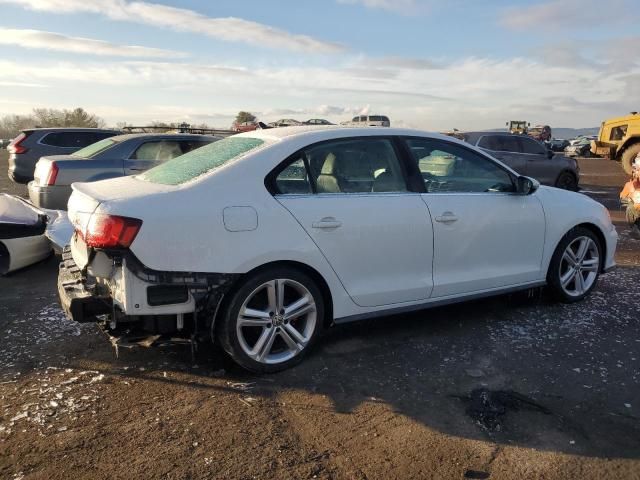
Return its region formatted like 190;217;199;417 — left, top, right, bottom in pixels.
403;137;546;298
273;137;434;308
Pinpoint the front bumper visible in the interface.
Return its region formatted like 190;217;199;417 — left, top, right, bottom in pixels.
28;182;72;210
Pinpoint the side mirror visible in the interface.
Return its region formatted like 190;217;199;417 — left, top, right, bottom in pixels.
516;176;539;195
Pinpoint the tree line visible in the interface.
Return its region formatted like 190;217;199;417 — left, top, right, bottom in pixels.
0;108;259;139
0;108;106;139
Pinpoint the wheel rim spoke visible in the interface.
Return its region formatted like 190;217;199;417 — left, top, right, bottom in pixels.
284;323;307;345
284;296;315;320
279;327;302;353
252;328;276;362
575;238;589;262
562;250;578;267
574;270;585;294
561;268;576;288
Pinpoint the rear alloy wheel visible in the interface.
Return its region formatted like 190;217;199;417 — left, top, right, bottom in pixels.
217;267;324;373
547;227;601;303
555;171;578;191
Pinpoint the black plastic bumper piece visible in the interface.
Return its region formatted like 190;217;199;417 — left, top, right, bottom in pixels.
57;248;111;323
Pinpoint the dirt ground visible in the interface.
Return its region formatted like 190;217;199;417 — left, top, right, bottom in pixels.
1;150;639;480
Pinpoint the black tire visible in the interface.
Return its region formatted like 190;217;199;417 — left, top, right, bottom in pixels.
555;171;578;191
621;143;640;175
547;227;602;303
216;266;324;373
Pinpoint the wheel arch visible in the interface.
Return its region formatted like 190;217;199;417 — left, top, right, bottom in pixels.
210;260;335;338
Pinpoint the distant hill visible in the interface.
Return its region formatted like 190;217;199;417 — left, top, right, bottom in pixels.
486;127;599;139
551;127;600;140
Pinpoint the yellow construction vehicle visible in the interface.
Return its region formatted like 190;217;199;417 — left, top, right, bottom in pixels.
506;120;529;134
591;112;640;174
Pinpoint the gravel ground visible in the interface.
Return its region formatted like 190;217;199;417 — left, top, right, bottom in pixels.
1;151;639;480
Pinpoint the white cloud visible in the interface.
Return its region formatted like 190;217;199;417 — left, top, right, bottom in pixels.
337;0;423;13
0;0;344;53
501;0;628;30
0;55;637;130
0;28;186;58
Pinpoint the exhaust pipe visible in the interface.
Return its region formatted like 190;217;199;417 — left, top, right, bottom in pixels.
0;235;52;275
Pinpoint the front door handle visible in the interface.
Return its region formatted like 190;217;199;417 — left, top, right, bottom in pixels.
435;212;458;224
312;217;342;229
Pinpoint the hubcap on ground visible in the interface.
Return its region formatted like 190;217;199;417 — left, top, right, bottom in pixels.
236;279;317;364
559;236;599;297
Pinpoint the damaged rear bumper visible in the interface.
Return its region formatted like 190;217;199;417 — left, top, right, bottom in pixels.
58;248;111;323
57;244;239;342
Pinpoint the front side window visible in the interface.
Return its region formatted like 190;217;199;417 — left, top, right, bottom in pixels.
610;125;627;141
405;138;514;193
141;136;265;185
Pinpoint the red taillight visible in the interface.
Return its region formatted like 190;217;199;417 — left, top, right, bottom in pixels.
77;214;142;249
45;162;59;186
8;132;29;155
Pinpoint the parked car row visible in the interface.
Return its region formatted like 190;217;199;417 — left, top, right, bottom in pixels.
7;128;121;183
28;133;219;209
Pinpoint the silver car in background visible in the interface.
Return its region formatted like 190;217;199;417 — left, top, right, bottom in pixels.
462;132;580;191
28;133;220;210
7;128;120;183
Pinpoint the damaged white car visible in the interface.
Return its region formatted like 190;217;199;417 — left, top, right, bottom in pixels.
0;194;73;275
58;127;617;372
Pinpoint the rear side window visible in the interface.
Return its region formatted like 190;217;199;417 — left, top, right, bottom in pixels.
179;140;214;154
131;141;183;161
72;138;117;158
369;116;389;122
478;135;520;153
309;138;406;193
40;131;114;148
141;137;265;185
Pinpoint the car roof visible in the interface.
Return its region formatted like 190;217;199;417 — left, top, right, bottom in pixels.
461;131;520;144
108;133;220;142
22;127;120;133
235;125;459;145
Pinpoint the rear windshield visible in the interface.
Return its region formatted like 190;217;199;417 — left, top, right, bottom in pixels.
72;138;117;158
140;136;265;185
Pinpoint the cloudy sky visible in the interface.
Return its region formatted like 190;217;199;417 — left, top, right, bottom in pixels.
0;0;639;130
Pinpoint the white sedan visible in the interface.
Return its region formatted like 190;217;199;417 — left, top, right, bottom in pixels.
58;127;617;372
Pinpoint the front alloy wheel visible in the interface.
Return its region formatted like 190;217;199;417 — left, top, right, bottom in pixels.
217;268;324;373
548;227;601;302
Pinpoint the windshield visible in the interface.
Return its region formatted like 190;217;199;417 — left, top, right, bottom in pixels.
71;138;117;158
140;136;266;185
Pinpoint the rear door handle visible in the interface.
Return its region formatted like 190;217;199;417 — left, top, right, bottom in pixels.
435;212;458;223
312;217;342;229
